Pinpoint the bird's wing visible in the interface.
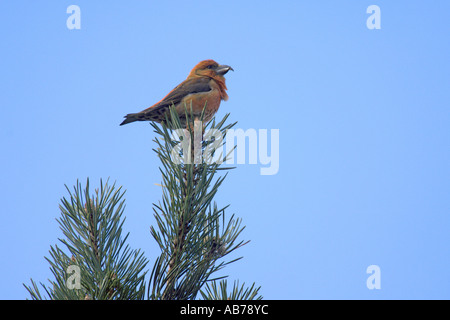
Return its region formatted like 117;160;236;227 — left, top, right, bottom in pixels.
143;77;211;113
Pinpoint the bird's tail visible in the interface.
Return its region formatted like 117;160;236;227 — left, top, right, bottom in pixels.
120;113;141;126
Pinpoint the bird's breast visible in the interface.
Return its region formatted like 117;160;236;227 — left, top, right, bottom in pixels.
177;87;222;122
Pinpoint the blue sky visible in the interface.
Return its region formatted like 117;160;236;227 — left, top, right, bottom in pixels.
1;1;449;299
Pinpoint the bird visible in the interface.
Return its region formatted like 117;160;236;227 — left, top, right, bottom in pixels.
120;59;233;127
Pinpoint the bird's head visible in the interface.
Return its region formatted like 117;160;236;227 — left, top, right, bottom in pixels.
188;59;234;80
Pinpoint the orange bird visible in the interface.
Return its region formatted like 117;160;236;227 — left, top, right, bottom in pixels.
120;59;233;127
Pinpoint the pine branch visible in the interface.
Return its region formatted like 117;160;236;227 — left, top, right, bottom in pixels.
23;106;261;301
148;105;254;300
200;280;263;300
23;179;148;300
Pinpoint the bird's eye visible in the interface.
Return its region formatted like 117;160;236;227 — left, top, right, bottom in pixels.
206;65;215;69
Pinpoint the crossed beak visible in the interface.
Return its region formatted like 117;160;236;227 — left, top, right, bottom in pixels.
216;64;234;75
